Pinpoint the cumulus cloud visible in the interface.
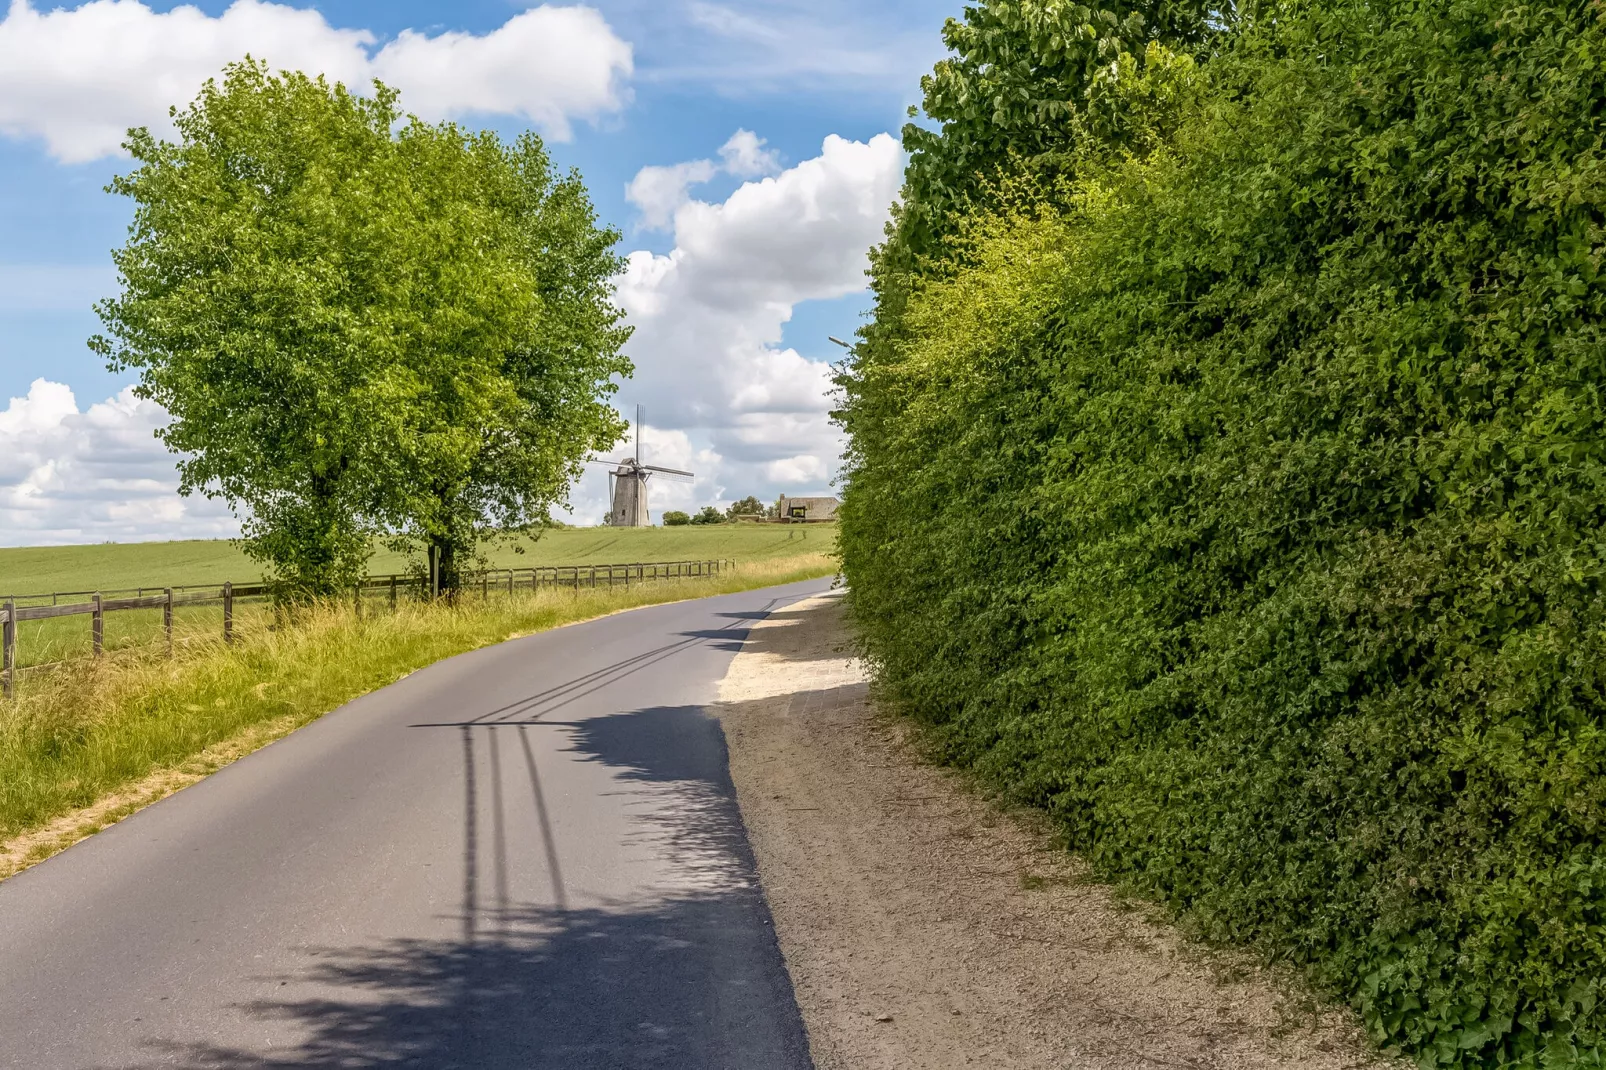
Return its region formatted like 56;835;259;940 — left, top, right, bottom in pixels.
625;159;719;231
568;131;904;524
0;0;633;163
717;129;780;178
0;379;237;547
625;128;781;231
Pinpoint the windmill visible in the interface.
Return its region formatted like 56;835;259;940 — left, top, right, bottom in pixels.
590;406;694;526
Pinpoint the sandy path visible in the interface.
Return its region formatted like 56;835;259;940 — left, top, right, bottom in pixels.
717;591;1396;1070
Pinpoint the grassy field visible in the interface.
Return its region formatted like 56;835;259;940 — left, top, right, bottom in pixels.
0;524;836;597
0;551;836;877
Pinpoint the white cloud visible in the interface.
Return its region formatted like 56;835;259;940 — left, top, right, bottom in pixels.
717;129;780;178
569;131;904;524
625;159;718;231
624;128;782;232
369;7;631;140
0;378;238;547
0;0;633;163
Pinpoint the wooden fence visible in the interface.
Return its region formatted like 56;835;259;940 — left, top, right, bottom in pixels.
0;559;729;696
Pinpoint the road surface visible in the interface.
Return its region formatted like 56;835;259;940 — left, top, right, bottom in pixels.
0;579;829;1070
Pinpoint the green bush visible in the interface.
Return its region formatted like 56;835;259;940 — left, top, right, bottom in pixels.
661;510;690;527
726;495;766;521
838;1;1606;1066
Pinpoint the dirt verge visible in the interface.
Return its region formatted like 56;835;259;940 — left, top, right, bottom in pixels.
717;591;1397;1070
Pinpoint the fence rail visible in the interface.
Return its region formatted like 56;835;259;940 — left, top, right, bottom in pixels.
1;559;730;696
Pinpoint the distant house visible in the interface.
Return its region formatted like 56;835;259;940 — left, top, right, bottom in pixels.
776;494;839;522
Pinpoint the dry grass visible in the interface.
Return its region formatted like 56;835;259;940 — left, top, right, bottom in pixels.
0;553;834;876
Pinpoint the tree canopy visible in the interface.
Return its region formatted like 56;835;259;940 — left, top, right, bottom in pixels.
94;60;629;596
725;495;766;520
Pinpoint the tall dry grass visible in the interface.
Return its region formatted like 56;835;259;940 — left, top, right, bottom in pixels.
0;553;834;846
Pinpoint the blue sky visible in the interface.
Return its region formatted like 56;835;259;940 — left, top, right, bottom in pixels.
0;0;951;541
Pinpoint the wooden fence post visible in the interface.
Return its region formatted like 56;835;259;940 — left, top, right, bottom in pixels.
164;587;173;658
92;592;104;657
508;571;514;597
223;581;234;644
2;599;14;699
389;574;397;611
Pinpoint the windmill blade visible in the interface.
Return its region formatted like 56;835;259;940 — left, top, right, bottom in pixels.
640;464;694;478
585;458;629;468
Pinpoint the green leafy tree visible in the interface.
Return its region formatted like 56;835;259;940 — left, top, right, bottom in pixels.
725;495;765;520
661;510;691;526
689;506;724;525
875;0;1223;294
94;64;406;595
94;60;630;598
374;125;630;594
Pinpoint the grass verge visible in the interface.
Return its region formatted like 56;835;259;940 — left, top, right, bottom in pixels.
0;552;835;880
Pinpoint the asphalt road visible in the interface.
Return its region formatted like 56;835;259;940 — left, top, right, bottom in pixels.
0;578;830;1070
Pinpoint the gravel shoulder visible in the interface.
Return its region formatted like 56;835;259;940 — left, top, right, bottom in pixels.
717;591;1397;1070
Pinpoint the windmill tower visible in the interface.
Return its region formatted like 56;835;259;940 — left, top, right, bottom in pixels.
592;406;694;526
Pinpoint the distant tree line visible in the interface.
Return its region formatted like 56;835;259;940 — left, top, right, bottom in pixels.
836;0;1606;1065
662;495;770;526
94;60;631;598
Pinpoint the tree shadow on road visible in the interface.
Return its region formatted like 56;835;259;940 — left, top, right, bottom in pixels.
120;894;807;1070
112;703;808;1070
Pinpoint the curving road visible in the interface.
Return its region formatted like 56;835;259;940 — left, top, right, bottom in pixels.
0;578;829;1070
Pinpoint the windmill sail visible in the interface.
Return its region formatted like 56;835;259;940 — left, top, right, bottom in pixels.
594;406;695;526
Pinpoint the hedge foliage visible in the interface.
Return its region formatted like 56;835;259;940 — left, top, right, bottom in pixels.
837;1;1606;1066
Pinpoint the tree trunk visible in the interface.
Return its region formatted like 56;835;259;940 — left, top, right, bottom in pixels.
428;536;462;601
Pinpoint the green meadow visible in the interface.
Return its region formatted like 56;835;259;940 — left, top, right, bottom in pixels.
0;524;837;597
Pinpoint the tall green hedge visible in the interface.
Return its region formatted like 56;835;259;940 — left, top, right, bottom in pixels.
838;2;1606;1066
